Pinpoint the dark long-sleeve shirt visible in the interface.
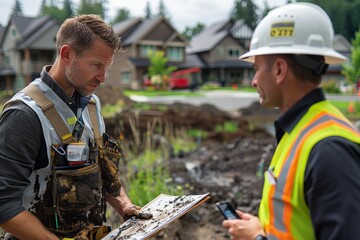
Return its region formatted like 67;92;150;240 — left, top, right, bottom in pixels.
0;66;83;224
275;88;360;239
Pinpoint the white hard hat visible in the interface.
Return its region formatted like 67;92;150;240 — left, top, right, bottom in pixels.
240;2;346;64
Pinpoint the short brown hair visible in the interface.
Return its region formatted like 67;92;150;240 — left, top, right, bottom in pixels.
56;14;120;55
268;54;323;85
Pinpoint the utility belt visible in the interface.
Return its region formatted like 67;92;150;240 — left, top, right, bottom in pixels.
47;135;122;236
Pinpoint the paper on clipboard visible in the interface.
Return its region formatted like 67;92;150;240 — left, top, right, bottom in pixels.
102;193;210;240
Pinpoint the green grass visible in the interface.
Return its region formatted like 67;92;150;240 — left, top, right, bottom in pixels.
126;149;183;206
331;100;360;118
215;121;239;133
101;100;125;118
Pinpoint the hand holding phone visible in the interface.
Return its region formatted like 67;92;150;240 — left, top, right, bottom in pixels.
216;201;241;219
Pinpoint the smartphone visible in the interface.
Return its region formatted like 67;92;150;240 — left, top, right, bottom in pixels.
216;201;241;219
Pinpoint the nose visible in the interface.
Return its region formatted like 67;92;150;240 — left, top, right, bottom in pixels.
251;77;257;88
96;69;106;83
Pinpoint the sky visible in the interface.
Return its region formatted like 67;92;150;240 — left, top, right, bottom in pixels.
0;0;286;32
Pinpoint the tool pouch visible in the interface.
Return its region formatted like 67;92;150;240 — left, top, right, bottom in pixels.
52;164;102;220
98;146;122;197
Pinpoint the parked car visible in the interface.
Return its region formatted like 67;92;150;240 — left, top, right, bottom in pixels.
169;77;189;90
170;67;200;90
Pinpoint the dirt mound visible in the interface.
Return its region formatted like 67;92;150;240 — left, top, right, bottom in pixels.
96;87;277;239
104;101;273;145
95;85;133;105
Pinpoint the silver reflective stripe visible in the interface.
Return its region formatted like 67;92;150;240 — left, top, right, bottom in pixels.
273;114;352;232
268;234;278;240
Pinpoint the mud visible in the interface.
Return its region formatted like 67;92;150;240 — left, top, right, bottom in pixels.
95;85;279;239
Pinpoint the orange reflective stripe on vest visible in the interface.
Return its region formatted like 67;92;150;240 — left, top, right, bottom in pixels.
260;102;360;240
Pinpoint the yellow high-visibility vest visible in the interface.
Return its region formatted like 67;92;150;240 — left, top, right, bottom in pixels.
259;100;360;239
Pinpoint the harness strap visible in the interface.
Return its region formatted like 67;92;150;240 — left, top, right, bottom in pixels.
21;84;74;144
87;99;103;147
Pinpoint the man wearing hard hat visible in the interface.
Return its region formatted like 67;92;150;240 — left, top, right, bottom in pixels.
222;3;360;240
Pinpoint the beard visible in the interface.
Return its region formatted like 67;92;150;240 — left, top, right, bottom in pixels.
65;61;95;97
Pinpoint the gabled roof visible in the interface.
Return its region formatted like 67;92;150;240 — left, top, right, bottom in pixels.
18;16;59;49
0;14;59;49
11;15;36;34
0;25;4;44
113;16;187;46
334;34;352;53
123;17;161;45
112;18;142;36
187;19;253;54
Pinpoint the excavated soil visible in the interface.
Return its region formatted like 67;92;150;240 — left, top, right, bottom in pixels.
95;86;280;239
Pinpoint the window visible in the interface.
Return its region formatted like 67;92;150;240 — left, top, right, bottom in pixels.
140;45;156;57
227;47;241;59
167;47;183;61
122;71;131;84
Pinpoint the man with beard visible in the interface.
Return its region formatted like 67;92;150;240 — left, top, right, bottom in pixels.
0;14;151;240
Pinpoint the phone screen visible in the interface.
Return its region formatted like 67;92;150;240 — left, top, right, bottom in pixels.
216;201;241;219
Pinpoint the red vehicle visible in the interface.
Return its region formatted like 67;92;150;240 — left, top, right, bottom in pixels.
169;67;200;90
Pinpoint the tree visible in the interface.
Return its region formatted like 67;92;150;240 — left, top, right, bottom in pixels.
157;0;169;19
258;0;272;20
112;8;131;24
302;0;360;41
63;0;74;19
77;0;106;19
145;1;152;19
231;0;259;30
182;23;205;41
342;30;360;85
147;50;177;89
39;0;64;22
11;0;23;16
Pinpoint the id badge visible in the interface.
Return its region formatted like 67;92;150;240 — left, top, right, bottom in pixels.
72;119;84;141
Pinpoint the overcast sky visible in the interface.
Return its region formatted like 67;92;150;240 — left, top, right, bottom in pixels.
0;0;286;32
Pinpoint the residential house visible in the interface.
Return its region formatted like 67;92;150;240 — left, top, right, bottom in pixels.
0;14;59;92
185;19;253;86
325;34;352;81
107;16;188;89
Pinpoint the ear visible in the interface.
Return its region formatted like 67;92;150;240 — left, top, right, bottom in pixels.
273;58;288;84
59;45;73;65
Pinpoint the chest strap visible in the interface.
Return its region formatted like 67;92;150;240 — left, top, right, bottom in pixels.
21;84;75;144
87;99;103;147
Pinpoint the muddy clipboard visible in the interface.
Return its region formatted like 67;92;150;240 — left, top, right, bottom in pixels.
102;193;210;240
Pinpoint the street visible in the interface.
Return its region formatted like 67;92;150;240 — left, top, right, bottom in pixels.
129;90;359;112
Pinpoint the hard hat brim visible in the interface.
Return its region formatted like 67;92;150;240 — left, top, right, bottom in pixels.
239;46;347;64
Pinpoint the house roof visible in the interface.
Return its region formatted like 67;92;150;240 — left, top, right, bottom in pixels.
334;34;352;53
113;16;187;46
178;54;207;68
18;16;59;49
128;57;150;67
123;17;161;45
112;18;142;42
0;25;4;44
0;14;59;49
209;60;252;68
187;19;253;54
0;65;16;76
